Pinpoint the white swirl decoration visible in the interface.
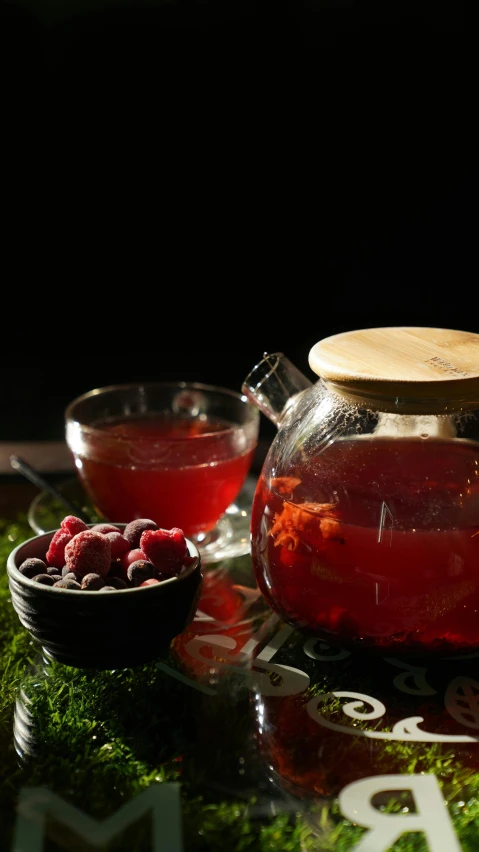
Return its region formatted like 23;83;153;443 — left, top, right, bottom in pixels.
306;690;479;742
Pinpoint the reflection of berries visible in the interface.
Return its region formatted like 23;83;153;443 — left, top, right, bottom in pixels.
127;560;156;587
140;528;188;574
123;519;158;549
19;557;47;578
61;515;89;536
64;531;111;579
46;530;73;568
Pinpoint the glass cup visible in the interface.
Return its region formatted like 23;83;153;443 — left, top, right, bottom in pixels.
65;382;260;563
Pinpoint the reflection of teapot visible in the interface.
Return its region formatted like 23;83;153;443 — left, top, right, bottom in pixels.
242;327;479;657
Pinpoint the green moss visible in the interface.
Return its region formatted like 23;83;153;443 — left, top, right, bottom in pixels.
2;517;479;851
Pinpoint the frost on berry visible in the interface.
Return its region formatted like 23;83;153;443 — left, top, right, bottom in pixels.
46;530;73;569
106;531;130;560
61;515;89;536
91;523;122;535
127;560;155;587
123;519;158;549
81;573;106;590
140;527;188;574
64;531;111;579
18;557;47;578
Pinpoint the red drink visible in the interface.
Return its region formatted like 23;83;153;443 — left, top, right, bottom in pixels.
75;413;255;537
251;438;479;655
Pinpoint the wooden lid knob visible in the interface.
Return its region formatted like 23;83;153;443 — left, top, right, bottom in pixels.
308;327;479;412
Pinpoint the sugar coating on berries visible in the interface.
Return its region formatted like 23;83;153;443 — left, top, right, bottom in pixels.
46;530;73;569
81;573;107;590
127;560;155;587
64;531;111;579
123;519;158;549
61;515;89;536
55;578;82;589
106;531;130;559
33;574;57;585
140;527;188;573
18;557;47;579
91;523;122;535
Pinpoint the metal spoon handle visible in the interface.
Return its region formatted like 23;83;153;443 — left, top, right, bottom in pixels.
9;455;91;523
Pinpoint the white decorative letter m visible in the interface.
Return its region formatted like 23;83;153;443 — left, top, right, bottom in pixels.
12;784;183;852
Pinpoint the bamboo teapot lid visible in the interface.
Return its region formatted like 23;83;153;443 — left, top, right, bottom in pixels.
308;327;479;412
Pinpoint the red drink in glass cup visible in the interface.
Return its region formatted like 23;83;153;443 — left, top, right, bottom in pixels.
66;382;259;548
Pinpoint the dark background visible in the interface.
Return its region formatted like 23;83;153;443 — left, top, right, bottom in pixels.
2;0;476;444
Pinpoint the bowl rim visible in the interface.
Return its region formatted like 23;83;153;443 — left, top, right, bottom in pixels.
7;523;201;596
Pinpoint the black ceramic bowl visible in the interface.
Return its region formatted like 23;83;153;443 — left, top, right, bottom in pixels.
7;525;203;669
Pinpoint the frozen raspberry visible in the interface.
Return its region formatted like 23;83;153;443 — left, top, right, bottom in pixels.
123;519;158;549
64;530;111;579
32;574;57;585
127;559;155;587
140;527;188;575
55;578;82;589
61;515;89;536
91;523;122;535
46;530;73;569
18;557;47;578
105;531;130;560
81;573;106;590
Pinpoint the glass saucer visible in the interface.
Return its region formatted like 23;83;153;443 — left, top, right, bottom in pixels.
27;476;257;564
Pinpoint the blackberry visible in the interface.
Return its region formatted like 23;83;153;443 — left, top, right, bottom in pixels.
123;519;158;549
127;559;155;587
18;558;47;579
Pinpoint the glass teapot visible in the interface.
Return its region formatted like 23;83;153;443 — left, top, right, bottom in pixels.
242;327;479;657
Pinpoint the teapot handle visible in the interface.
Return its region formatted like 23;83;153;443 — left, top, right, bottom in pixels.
242;352;313;428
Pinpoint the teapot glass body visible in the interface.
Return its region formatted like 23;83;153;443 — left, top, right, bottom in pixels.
245;333;479;657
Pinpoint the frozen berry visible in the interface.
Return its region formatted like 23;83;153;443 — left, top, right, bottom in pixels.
99;586;116;592
32;573;57;585
105;531;130;559
91;523;122;535
46;530;73;569
81;573;106;590
61;565;72;577
61;515;89;536
123;519;158;549
107;576;127;590
46;566;62;576
55;578;82;589
18;557;48;578
127;559;155;587
62;571;79;582
64;530;111;579
119;548;146;578
140;578;161;586
140;527;188;574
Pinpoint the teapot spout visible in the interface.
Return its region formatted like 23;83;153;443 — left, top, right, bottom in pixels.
242;352;313;428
